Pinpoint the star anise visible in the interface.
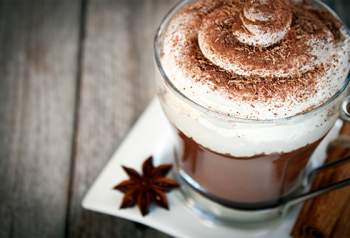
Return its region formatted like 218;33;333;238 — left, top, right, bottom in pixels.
113;156;179;216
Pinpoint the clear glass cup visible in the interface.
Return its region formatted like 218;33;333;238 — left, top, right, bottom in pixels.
154;0;350;222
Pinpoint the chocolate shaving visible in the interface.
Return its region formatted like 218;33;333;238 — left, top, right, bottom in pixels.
164;0;344;103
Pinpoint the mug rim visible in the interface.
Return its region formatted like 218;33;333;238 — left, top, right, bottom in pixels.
154;0;350;124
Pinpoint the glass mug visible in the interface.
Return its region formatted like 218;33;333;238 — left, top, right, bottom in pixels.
154;0;350;222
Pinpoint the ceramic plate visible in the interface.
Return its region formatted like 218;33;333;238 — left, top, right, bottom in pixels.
82;98;342;238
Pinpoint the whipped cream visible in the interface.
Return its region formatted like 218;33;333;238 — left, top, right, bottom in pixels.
237;0;293;47
158;0;350;156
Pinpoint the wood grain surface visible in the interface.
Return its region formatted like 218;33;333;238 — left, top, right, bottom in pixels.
65;0;175;237
0;1;81;238
0;0;348;238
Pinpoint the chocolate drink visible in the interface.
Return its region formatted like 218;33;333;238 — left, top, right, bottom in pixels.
177;131;322;209
157;0;350;209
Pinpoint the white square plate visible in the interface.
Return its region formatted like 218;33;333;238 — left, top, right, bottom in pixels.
82;98;342;238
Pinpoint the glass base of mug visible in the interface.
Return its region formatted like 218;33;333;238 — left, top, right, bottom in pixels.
176;170;306;223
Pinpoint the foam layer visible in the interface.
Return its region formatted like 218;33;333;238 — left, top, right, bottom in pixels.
160;0;350;120
158;0;350;156
198;5;334;78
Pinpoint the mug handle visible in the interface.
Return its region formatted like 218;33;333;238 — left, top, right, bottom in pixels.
340;95;350;122
282;95;350;210
283;155;350;211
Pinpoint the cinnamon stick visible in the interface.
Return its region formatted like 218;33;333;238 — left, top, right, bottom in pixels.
291;122;350;238
331;195;350;238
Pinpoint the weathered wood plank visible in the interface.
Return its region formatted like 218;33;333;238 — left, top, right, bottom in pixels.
0;1;81;238
66;0;177;237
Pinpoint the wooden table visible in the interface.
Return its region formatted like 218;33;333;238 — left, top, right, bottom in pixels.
0;1;349;238
0;0;176;237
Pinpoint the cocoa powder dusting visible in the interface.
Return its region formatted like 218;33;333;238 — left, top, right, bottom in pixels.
164;0;344;105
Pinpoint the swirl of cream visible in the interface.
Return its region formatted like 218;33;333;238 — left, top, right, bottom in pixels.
197;1;334;78
236;0;292;47
161;0;346;112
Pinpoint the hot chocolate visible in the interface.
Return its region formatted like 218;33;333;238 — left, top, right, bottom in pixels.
178;131;322;209
156;0;350;208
